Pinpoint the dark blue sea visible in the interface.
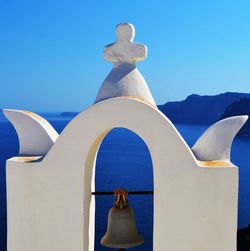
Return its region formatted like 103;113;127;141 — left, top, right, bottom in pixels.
0;113;249;251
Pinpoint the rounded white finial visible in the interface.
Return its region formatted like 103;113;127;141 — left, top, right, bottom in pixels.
95;23;156;106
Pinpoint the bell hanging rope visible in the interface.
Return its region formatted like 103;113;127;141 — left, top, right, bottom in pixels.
101;188;144;250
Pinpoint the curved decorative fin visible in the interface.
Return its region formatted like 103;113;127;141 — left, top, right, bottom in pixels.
3;109;59;156
192;115;248;161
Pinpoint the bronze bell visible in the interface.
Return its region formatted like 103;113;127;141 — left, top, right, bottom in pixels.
101;189;144;249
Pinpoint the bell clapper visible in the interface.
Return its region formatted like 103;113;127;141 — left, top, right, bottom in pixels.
115;189;129;251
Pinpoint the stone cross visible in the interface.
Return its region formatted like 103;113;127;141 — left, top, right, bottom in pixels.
95;23;156;106
104;23;147;65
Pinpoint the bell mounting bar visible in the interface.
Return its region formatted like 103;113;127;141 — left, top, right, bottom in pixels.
91;191;153;196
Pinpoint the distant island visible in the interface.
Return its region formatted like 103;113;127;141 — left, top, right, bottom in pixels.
220;98;250;136
158;92;250;125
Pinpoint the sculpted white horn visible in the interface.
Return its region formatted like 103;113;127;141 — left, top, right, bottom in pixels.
192;115;248;161
3;109;59;156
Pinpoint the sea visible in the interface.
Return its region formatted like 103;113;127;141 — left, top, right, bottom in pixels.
0;113;249;251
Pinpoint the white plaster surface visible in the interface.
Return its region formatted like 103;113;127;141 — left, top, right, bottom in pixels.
3;109;58;156
192;115;248;161
95;23;156;106
6;98;239;251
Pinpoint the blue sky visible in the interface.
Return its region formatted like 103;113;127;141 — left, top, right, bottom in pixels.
0;0;250;111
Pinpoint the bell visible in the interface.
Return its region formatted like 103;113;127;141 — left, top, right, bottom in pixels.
101;189;144;249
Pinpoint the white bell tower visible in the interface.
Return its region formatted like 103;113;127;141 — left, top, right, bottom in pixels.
2;23;248;251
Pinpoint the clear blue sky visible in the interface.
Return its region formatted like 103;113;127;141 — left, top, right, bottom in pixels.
0;0;250;111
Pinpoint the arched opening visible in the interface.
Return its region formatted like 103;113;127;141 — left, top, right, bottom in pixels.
94;128;154;251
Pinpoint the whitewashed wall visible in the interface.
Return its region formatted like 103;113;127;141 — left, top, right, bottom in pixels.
6;97;239;251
